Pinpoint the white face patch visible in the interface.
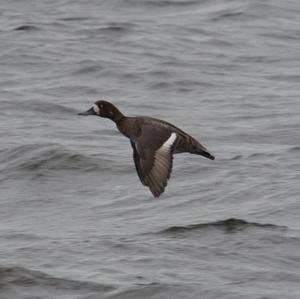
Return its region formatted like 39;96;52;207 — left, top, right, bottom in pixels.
93;104;100;114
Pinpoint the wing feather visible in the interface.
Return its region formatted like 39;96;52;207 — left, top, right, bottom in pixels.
131;126;177;197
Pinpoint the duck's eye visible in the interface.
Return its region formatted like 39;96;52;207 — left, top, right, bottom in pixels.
93;104;100;114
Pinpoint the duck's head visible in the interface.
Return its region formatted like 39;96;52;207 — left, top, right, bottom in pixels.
78;100;124;122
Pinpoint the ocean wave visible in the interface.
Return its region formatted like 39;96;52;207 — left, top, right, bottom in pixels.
159;218;287;234
229;150;287;161
229;154;243;160
125;0;198;7
104;282;170;299
0;100;75;116
248;152;279;159
78;22;135;39
211;10;247;22
0;266;114;298
72;65;105;76
0;143;111;176
13;25;39;31
98;22;134;33
288;146;300;153
58;16;92;22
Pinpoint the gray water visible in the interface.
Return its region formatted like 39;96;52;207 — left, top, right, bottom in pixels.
1;0;300;298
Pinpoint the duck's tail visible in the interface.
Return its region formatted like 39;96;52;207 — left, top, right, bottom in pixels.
190;140;215;160
193;148;215;160
174;133;215;160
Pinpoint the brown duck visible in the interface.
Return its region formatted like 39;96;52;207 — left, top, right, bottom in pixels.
79;100;215;197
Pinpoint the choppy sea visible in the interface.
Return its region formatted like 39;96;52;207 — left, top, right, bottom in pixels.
1;0;300;298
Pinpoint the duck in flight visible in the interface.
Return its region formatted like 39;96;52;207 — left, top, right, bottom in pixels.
79;100;215;197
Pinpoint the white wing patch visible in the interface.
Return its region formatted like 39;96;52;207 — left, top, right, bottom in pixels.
93;104;100;114
160;132;177;151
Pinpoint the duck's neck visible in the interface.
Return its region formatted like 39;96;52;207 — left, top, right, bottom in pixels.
111;107;125;124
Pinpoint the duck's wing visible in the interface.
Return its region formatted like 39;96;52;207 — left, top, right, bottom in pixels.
130;141;147;186
130;125;177;197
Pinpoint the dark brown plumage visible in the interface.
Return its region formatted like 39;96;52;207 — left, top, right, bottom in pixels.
79;100;215;197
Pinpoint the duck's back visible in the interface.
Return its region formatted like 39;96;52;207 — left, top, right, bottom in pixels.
137;116;195;139
118;116;214;160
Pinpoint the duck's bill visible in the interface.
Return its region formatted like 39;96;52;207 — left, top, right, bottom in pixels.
78;107;96;116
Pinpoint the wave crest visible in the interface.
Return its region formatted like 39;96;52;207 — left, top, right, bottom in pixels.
0;143;110;177
0;266;114;297
159;218;287;234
